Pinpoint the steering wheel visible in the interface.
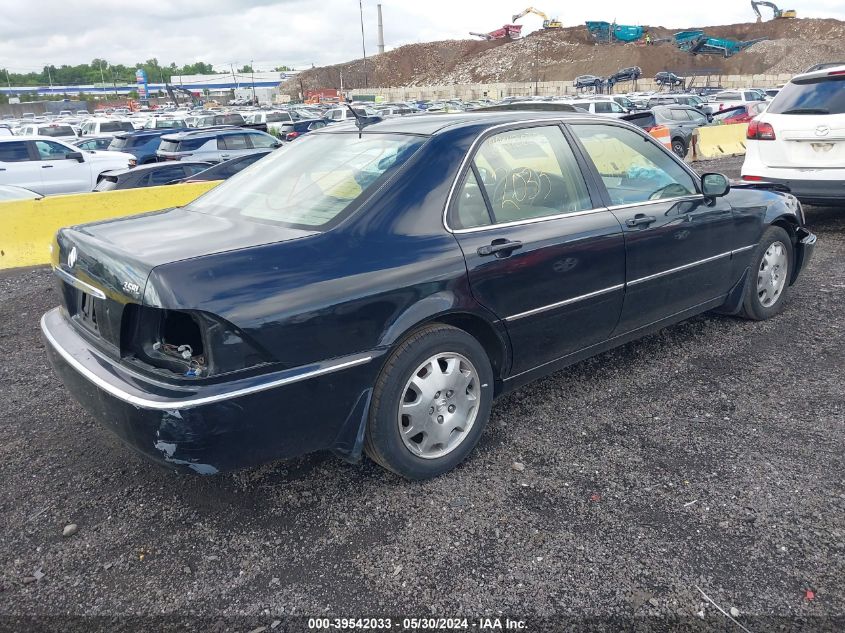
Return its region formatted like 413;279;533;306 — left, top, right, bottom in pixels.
491;167;544;209
648;182;690;201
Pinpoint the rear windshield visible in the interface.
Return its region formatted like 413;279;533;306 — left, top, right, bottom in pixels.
188;133;425;230
214;114;245;125
94;176;119;192
159;137;207;152
767;75;845;115
152;119;184;129
101;121;134;132
39;126;75;137
266;113;290;122
109;137;129;149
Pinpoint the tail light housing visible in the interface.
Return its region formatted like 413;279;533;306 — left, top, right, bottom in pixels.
285;131;299;141
747;120;776;140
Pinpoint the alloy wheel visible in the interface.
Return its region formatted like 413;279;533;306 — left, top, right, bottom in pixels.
757;240;788;307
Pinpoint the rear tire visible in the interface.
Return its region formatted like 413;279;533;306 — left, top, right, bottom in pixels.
738;226;793;320
671;138;687;158
364;324;494;480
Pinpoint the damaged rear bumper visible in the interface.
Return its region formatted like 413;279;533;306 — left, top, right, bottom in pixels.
41;308;382;473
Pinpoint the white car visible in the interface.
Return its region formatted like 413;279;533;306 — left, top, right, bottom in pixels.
17;123;79;143
78;118;135;138
709;89;768;112
741;65;845;206
0;136;134;195
565;98;629;117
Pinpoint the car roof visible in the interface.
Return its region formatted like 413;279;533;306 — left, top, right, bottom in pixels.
160;126;261;140
0;135;73;143
108;161;212;177
791;64;845;82
320;111;597;136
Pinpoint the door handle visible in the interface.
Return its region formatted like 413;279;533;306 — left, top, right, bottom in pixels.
625;214;656;227
477;239;523;257
41;165;54;169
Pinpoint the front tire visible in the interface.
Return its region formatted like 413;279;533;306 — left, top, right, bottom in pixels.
672;138;687;158
739;226;793;320
364;324;494;480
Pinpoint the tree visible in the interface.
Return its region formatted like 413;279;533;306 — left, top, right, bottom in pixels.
274;65;293;72
239;64;254;74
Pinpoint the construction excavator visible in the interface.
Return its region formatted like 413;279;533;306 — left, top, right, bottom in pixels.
511;7;563;29
750;1;797;22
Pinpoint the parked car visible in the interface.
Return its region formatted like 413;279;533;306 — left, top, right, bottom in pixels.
277;119;329;141
243;111;294;136
0;136;133;194
567;99;629;117
655;72;684;87
710;89;768;112
741;64;845;205
609;67;642;83
324;106;382;124
711;102;768;124
109;128;189;167
647;94;712;114
211;113;268;132
79;119;135;137
94;161;212;191
0;184;41;200
73;136;114;151
17;123;78;143
180;151;274;182
574;74;605;89
42;112;815;479
156;128;281;163
623;105;710;156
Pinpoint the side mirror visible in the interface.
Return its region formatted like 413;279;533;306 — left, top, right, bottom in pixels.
66;151;85;162
701;173;730;198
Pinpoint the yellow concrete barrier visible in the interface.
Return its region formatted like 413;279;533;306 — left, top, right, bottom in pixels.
691;123;749;161
0;181;221;270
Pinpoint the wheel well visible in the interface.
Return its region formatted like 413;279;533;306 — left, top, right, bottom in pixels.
406;313;508;381
771;215;798;242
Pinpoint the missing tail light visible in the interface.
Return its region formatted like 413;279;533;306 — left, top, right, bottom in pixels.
121;306;271;379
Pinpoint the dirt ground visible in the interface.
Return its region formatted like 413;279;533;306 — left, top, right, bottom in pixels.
291;18;845;91
0;158;843;633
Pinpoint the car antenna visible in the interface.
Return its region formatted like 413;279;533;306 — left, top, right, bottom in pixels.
345;103;365;138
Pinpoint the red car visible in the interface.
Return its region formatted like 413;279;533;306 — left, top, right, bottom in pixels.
712;102;768;124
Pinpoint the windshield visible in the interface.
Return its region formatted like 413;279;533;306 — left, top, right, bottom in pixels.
101;121;133;132
767;75;845;115
189;132;425;230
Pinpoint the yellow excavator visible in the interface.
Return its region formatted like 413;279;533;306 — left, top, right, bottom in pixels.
511;7;563;29
750;1;797;22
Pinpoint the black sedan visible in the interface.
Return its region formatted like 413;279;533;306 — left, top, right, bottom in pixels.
609;66;642;83
42;113;816;479
94;161;213;191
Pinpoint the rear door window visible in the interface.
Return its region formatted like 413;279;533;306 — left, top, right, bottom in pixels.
220;134;251;150
247;133;277;148
148;166;186;185
0;141;32;162
457;125;593;226
767;75;845;115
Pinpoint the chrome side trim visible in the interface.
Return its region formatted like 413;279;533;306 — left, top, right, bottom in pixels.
41;312;373;411
53;267;107;300
627;251;732;286
450;207;607;234
505;284;624;322
732;244;756;255
605;194;704;211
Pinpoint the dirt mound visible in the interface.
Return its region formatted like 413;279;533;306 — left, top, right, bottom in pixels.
288;18;845;93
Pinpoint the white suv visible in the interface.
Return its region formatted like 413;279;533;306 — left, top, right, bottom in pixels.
0;136;133;195
741;65;845;205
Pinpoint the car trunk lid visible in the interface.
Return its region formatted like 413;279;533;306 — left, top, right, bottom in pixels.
758;113;845;168
53;208;318;351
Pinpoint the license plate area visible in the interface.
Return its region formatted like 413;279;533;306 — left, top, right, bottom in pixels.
78;291;100;334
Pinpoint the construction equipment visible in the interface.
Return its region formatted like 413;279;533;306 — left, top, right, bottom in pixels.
586;21;644;43
750;1;797;22
470;24;523;40
511;7;563;29
674;31;766;57
165;84;202;108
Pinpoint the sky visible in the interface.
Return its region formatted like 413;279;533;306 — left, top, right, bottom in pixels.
1;0;843;74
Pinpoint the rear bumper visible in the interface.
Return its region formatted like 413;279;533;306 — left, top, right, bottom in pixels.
740;159;845;204
750;176;845;205
41;308;382;474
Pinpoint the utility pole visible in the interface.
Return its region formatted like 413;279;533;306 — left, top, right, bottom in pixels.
98;60;106;98
534;39;539;96
230;63;239;88
359;0;368;88
46;66;53;92
377;4;385;54
251;60;256;104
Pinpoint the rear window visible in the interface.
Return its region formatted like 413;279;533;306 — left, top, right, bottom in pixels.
266;113;291;123
101;121;134;132
39;126;75;137
110;137;129;149
189;133;425;230
767;75;845;115
213;114;245;126
94;176;119;192
160;137;207;152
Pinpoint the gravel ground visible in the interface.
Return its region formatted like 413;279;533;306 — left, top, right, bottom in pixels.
1;157;843;632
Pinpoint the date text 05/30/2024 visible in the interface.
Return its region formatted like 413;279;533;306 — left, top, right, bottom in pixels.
307;617;527;630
